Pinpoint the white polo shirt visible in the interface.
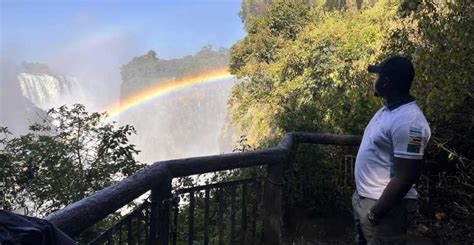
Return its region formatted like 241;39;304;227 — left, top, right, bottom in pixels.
355;101;430;199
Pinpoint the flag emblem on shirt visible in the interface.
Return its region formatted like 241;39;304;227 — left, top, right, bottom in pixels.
407;127;422;153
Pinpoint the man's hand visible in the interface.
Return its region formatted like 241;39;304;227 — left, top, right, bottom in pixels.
367;209;379;226
369;157;421;221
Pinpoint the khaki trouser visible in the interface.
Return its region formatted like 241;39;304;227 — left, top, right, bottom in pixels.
352;191;417;245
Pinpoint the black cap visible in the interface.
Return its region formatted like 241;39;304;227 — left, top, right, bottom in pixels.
368;55;415;85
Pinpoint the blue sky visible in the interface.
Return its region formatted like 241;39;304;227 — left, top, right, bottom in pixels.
0;0;246;63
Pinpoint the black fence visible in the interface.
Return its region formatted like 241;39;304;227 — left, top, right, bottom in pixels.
287;144;358;214
47;133;361;245
173;178;262;245
88;202;151;244
87;178;264;245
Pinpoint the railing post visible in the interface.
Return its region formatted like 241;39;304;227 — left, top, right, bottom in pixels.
262;161;283;245
149;187;159;244
149;173;172;245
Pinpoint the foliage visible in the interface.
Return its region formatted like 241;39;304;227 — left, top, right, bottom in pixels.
229;0;399;147
229;0;473;242
0;104;144;216
239;0;376;29
382;0;474;241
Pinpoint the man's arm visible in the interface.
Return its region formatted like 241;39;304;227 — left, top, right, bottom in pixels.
369;157;420;223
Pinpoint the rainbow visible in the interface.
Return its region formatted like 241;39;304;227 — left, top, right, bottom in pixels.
105;68;233;119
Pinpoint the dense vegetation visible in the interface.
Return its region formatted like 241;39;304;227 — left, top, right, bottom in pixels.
228;0;473;242
0;105;144;216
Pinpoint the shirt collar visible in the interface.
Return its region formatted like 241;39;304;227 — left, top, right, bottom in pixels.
384;96;416;111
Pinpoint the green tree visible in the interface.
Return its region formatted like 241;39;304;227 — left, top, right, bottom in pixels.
0;104;144;216
380;0;474;240
228;0;473;242
229;0;400;147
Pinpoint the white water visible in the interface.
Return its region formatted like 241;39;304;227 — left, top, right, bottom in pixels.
17;73;85;110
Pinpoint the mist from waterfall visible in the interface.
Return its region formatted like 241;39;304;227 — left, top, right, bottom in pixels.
117;78;236;164
0;58;236;164
0;60;114;135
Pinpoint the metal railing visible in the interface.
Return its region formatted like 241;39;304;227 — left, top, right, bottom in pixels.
87;178;263;245
172;178;262;245
87;201;151;244
46;132;361;245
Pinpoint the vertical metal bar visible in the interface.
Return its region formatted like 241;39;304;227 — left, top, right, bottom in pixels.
127;217;133;245
172;198;178;245
145;206;150;243
339;156;342;186
204;188;210;245
346;155;350;186
350;155;354;184
119;225;123;244
344;156;348;186
107;229;113;245
217;188;224;245
230;185;237;245
251;182;257;239
149;190;159;244
157;178;172;245
241;182;247;244
137;212;141;245
188;191;195;245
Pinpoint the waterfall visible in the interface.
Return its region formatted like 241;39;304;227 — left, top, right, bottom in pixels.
17;73;84;110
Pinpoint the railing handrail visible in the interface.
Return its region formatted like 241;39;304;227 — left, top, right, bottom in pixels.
174;178;257;194
46;132;361;237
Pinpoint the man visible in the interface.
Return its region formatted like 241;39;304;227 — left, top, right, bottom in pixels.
353;55;431;244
